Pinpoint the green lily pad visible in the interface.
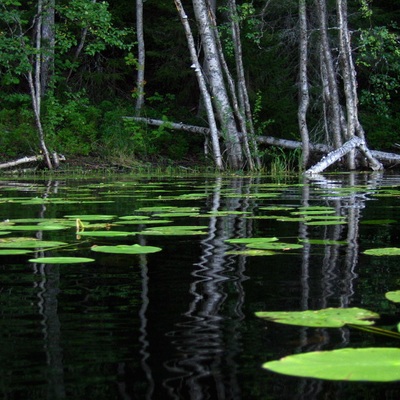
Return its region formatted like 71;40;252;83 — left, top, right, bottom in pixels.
225;237;279;244
276;217;307;222
225;249;275;256
77;231;136;237
153;212;199;217
363;247;400;256
248;242;303;251
262;348;400;382
300;239;347;245
291;210;336;215
0;224;67;231
255;308;379;327
305;220;346;226
64;214;116;221
116;219;172;225
91;244;162;254
259;206;295;211
118;215;151;221
0;239;67;248
28;257;95;264
0;249;32;255
385;290;400;303
298;206;336;211
141;226;208;236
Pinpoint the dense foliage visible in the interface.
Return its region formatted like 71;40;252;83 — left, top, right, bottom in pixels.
0;0;399;167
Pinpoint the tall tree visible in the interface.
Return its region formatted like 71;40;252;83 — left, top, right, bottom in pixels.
174;0;223;170
135;0;145;114
29;0;53;168
298;0;310;168
192;0;243;170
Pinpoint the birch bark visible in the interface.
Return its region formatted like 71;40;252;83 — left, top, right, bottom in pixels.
192;0;243;170
298;0;310;168
174;0;223;170
31;0;52;169
315;0;342;150
135;0;145;114
337;0;356;169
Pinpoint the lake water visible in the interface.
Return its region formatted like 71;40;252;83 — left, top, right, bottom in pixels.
1;172;400;399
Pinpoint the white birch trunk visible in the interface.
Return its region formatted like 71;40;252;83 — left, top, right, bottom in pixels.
298;0;310;168
40;0;55;96
135;0;145;114
192;0;243;170
316;0;342;150
337;0;355;169
229;0;260;169
174;0;223;170
305;136;383;174
32;0;52;169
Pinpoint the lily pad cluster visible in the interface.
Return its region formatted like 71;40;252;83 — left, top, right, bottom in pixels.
256;298;400;381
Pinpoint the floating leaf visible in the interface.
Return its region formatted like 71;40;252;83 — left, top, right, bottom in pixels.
0;239;67;248
255;308;378;328
28;257;95;264
0;249;32;255
262;348;400;382
248;242;303;251
305;220;346;226
258;206;295;211
64;214;116;221
77;231;136;237
225;237;279;244
300;239;347;245
363;247;400;256
118;215;151;221
0;224;67;231
153;212;199;218
385;291;400;303
298;206;336;211
291;210;336;215
276;217;307;222
225;249;275;256
91;244;162;254
141;226;208;236
116;219;172;225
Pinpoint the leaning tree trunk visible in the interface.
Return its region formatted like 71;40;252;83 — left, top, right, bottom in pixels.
208;1;257;170
192;0;243;170
174;0;223;170
228;0;260;169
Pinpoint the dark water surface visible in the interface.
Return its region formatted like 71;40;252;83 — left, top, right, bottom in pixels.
1;173;400;399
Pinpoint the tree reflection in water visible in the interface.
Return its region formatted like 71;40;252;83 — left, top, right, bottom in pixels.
163;177;253;400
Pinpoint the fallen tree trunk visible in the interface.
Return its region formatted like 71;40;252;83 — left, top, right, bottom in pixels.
305;136;383;175
0;153;65;170
124;116;400;168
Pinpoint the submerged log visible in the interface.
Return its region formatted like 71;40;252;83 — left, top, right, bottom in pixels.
124;116;400;169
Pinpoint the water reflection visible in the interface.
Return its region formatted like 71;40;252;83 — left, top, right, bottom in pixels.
163;177;252;399
2;174;400;399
